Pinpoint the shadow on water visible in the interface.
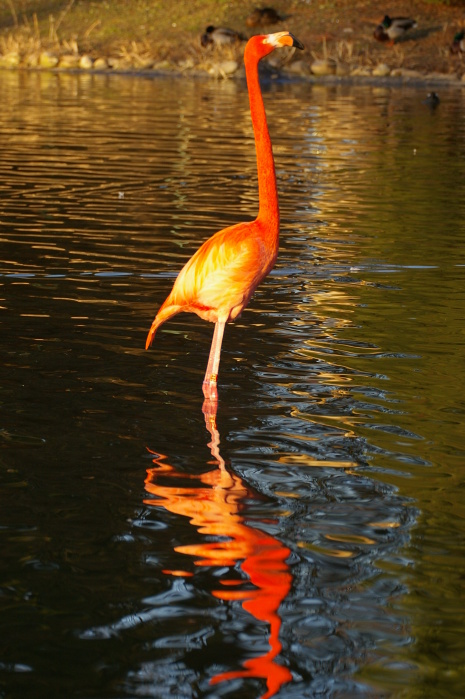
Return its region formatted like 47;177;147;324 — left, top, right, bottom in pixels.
1;69;465;698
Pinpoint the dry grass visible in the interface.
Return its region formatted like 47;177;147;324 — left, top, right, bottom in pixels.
0;0;464;75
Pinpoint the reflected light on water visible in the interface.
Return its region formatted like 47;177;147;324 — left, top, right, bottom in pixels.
1;68;465;699
144;411;292;699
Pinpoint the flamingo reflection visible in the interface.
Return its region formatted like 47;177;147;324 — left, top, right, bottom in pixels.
144;410;293;699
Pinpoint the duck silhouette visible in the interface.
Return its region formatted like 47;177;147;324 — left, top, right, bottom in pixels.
374;15;417;45
246;7;284;28
450;30;465;54
201;25;246;48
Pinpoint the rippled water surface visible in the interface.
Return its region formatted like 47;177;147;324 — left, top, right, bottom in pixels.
1;70;464;699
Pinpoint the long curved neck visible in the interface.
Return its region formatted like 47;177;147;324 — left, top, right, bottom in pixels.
244;43;279;234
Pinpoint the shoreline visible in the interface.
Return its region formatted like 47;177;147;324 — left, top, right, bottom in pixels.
1;62;464;89
1;1;465;88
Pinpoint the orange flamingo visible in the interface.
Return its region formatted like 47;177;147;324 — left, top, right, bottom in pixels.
145;32;304;404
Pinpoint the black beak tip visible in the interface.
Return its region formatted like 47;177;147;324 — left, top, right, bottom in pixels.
291;35;305;51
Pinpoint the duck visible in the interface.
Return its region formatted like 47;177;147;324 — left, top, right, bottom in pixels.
200;26;245;48
246;7;283;28
374;15;417;45
424;92;440;109
450;30;465;54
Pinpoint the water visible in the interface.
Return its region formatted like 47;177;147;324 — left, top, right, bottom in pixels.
1;69;464;699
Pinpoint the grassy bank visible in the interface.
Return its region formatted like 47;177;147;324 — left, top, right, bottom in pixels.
0;1;464;78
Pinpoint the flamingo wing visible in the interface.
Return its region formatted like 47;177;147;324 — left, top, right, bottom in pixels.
166;221;275;322
145;220;276;349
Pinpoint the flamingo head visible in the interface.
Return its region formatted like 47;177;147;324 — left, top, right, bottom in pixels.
263;31;304;51
246;31;304;59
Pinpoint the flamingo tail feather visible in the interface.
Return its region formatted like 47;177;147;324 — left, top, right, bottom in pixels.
145;303;182;350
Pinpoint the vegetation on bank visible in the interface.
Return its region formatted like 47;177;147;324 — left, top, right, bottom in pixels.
0;1;464;79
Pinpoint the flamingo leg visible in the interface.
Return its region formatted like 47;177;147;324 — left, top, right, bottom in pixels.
202;320;226;402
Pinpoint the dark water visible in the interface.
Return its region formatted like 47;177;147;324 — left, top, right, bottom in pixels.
1;69;464;699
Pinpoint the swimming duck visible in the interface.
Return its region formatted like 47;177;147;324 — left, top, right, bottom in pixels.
424;92;440;109
246;7;283;28
450;30;465;54
200;26;245;48
374;15;417;45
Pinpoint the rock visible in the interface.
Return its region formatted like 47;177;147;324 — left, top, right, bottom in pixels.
284;60;310;76
311;58;336;76
208;60;239;77
220;59;239;75
178;57;195;70
152;60;171;70
403;69;423;78
391;68;422;78
25;53;39;68
107;57;132;70
93;57;108;70
58;54;80;69
79;54;93;69
372;63;391;77
39;52;59;69
134;57;155;70
336;63;350;76
350;66;372;76
427;71;457;81
0;52;20;68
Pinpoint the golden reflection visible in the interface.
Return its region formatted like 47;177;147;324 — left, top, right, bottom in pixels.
290;405;362;437
369;521;400;529
144;409;293;699
277;452;357;468
297;541;354;558
325;533;376;545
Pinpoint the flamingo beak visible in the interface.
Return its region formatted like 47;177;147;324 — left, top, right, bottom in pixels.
289;33;305;50
264;31;304;51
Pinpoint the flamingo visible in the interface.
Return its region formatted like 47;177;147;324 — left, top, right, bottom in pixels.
145;32;304;404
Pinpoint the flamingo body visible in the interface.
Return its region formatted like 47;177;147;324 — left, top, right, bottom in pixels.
145;32;304;401
145;218;277;346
